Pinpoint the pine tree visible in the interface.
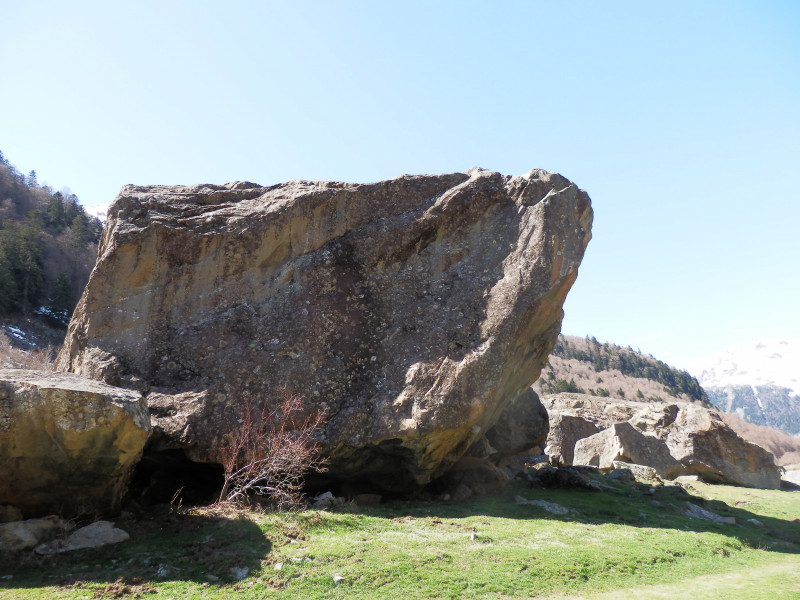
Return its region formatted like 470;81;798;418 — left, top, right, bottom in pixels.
47;192;67;231
0;244;19;314
70;212;89;247
50;271;74;322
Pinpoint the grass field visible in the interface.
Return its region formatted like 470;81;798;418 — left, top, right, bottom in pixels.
2;476;798;599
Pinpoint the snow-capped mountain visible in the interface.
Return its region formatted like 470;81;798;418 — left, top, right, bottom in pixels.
694;339;800;436
696;339;800;395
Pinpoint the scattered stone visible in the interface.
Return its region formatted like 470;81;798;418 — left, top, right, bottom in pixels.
747;518;765;527
0;516;65;552
34;521;130;555
684;503;736;525
332;573;345;584
58;169;592;492
229;566;249;580
514;496;572;515
273;562;284;571
0;370;150;518
311;491;348;510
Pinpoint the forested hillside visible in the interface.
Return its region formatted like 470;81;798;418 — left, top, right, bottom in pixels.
535;334;709;405
0;149;101;328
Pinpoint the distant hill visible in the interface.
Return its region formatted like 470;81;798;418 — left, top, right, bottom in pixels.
534;334;709;405
0;149;101;331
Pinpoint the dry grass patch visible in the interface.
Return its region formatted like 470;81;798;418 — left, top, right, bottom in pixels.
0;332;55;370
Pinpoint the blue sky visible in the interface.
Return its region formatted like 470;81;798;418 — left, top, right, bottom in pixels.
2;1;798;371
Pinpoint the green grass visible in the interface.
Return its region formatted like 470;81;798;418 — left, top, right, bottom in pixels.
1;477;798;599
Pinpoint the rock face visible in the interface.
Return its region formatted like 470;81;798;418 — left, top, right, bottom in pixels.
0;370;150;517
56;169;592;492
482;389;549;459
544;413;600;467
543;393;781;488
573;422;682;479
659;404;781;489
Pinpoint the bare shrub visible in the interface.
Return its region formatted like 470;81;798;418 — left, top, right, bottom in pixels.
0;332;55;370
217;388;327;509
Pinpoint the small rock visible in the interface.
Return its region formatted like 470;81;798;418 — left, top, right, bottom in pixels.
514;496;572;515
0;516;65;552
34;521;129;555
274;562;284;571
230;565;249;580
156;564;169;578
685;503;736;525
469;531;477;541
746;518;765;527
332;573;345;584
606;468;635;483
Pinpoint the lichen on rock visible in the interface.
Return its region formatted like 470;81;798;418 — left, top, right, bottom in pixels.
57;168;592;491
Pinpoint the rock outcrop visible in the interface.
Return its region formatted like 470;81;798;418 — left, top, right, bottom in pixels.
542;393;781;488
57;169;592;491
0;370;150;517
573;422;682;479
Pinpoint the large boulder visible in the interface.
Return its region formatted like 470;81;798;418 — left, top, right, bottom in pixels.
544;412;600;466
659;404;781;489
573;422;682;478
0;370;150;517
544;393;782;489
56;169;592;491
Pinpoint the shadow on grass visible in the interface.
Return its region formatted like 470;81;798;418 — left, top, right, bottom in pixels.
342;478;800;554
2;479;797;594
0;504;273;592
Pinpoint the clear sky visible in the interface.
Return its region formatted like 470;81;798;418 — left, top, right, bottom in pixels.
2;1;798;372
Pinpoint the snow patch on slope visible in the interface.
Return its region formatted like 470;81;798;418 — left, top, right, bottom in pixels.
694;339;800;396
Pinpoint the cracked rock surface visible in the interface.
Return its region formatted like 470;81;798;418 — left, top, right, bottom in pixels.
57;168;591;491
